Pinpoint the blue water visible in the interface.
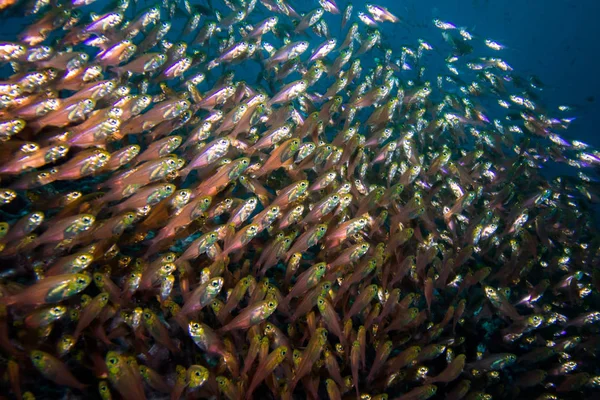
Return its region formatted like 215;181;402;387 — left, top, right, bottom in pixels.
391;0;600;149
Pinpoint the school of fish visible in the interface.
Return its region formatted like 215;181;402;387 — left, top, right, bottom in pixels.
0;0;599;399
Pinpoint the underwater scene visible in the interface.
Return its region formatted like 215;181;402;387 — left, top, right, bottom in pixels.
0;0;598;399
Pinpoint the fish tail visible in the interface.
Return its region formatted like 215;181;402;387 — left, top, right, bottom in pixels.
278;296;290;312
172;313;188;331
214;251;228;265
283;251;291;263
27;120;41;133
179;167;190;181
252;168;265;178
75;382;88;392
90;196;106;209
423;377;435;385
110;204;124;215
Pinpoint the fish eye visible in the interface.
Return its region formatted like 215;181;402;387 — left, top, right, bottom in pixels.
212;281;219;287
268;302;275;308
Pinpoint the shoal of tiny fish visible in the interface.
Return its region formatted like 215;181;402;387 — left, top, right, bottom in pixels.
0;0;599;399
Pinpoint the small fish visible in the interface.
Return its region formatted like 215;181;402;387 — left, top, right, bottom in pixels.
425;354;466;384
24;305;67;328
247;346;288;397
366;4;400;23
188;320;227;356
56;335;76;357
290;328;328;391
105;351;146;400
317;295;345;344
187;365;209;389
30;350;86;390
2;274;91;306
73;292;109;339
285;224;328;261
467;353;516;371
394;384;437;400
179;277;223;317
219;299;277;332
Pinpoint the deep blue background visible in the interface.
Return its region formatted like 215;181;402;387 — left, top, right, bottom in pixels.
390;0;600;149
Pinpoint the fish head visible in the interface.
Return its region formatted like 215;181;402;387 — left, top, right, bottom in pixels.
207;277;224;296
30;350;49;370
